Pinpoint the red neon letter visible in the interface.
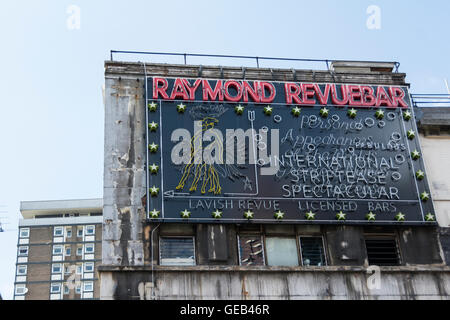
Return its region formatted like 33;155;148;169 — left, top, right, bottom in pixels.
348;85;362;106
361;86;376;107
242;81;261;103
389;87;408;108
301;83;316;105
182;79;202;100
224;80;243;102
153;77;169;99
376;86;393;107
285;83;302;104
170;78;190;100
331;84;348;106
203;80;224;101
314;84;331;105
260;82;276;103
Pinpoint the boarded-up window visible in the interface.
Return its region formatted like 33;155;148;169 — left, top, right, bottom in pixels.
160;237;195;266
265;237;299;266
238;236;265;266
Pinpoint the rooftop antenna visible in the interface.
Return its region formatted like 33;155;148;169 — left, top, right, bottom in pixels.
445;79;450;94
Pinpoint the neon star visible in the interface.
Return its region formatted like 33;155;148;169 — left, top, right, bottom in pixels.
148;143;159;153
416;170;425;180
177;103;186;113
291;107;301;117
403;110;412;121
263;105;273;115
425;213;435;222
375;109;384;120
274;210;284;220
149;209;160;219
347;108;357;119
148;102;157;112
407;130;415;140
243;210;254;220
366;212;376;221
149;163;159;174
336;211;346;221
319;107;329;118
211;209;223;219
180;209;191;219
235;105;245;115
411;150;421;160
395;212;405;222
150;186;159;197
148;121;158;131
420;191;430;202
305;211;315;220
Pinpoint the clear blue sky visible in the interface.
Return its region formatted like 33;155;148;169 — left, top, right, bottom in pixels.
0;0;448;299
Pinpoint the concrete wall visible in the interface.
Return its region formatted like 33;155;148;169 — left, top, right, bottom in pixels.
101;61;450;300
100;266;450;300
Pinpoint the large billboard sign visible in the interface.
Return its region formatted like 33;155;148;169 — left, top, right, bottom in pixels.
145;77;436;224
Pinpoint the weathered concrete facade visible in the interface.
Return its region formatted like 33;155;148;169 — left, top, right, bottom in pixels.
100;61;450;300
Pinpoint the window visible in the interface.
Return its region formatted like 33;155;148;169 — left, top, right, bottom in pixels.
76;246;83;256
84;262;94;272
76;264;82;275
76;285;81;294
15;284;27;295
238;235;265;266
65;246;71;256
83;281;94;292
77;227;83;238
19;228;30;238
64;265;72;274
52;264;62;274
160;237;195;266
84;243;94;254
65;227;72;238
64;284;70;295
365;237;400;266
85;225;95;235
265;237;299;266
53;245;63;255
54;226;64;237
18;246;28;256
17;265;27;275
299;237;326;266
50;283;61;293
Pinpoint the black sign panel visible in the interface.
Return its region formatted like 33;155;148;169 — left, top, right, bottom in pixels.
146;77;436;225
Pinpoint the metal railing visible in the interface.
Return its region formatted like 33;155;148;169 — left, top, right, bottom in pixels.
109;50;400;72
411;94;450;108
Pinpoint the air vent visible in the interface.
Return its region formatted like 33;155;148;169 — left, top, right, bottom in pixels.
365;238;400;266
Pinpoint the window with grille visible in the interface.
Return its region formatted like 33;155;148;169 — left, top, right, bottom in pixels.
365;238;400;266
299;237;326;266
238;235;265;266
160;237;195;266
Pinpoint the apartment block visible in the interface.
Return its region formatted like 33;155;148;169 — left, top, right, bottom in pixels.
14;198;102;300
